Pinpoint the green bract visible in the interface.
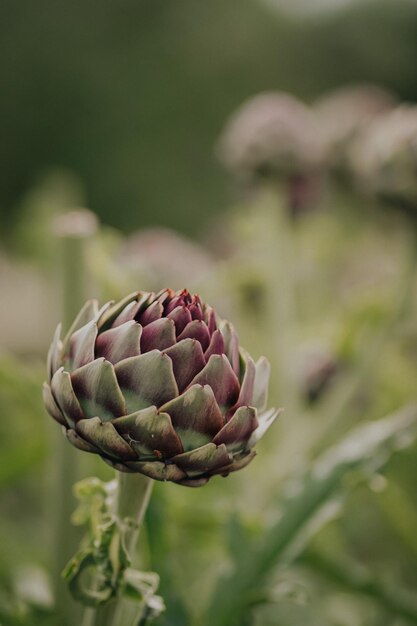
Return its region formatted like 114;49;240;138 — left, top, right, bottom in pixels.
43;289;279;486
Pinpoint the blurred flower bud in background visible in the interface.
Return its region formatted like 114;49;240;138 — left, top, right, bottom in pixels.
295;343;339;405
117;228;214;293
0;252;58;355
350;105;417;214
217;92;324;215
315;84;396;182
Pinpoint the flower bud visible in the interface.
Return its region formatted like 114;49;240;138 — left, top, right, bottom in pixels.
43;289;280;486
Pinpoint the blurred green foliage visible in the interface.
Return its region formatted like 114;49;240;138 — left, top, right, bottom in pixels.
2;179;417;624
2;1;417;624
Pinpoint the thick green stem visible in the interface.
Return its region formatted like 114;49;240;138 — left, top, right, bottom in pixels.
51;210;98;622
117;472;154;557
257;183;299;410
87;472;154;626
253;183;303;479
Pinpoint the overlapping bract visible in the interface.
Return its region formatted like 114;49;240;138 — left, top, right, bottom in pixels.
43;289;279;486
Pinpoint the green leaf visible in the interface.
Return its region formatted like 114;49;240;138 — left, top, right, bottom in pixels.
63;474;165;621
204;405;417;626
300;548;417;624
123;569;160;602
372;478;417;559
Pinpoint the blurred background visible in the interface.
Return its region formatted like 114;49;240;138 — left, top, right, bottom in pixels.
2;0;417;625
2;0;417;238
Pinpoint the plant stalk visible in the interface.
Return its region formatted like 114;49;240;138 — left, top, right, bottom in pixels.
258;183;299;411
51;210;98;622
86;472;154;626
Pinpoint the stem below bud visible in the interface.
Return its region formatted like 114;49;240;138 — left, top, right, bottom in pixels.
83;472;154;626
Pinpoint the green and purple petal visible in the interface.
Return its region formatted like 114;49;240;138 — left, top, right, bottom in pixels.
167;306;192;335
95;321;142;364
164;339;206;392
46;323;62;382
66;428;102;454
75;417;137;460
232;355;256;410
113;407;183;458
139;300;164;326
252;357;271;411
204;329;225;360
42;382;67;426
115;351;178;413
172;442;232;474
124;460;186;482
140;318;176;352
69;320;98;370
62;300;99;355
160;384;224;450
190;354;240;410
213;406;258;452
248;407;282;447
212;450;256;476
177;320;211;351
98;292;141;330
178;476;210;487
71;358;126;421
111;294;149;327
219;321;240;377
51;367;84;426
205;307;217;335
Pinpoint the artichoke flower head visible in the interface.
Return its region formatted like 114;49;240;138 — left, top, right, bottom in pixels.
43;288;279;486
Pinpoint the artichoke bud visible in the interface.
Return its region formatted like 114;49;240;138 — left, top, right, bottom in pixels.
43;288;280;487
